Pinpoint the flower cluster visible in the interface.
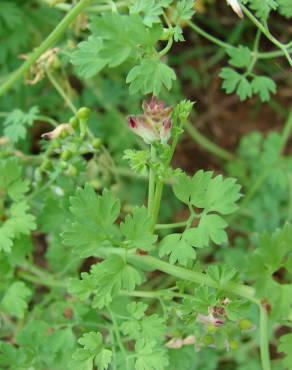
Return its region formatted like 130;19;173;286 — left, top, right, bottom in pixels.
127;97;172;145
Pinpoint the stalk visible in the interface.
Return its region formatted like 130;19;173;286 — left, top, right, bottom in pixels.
0;0;93;97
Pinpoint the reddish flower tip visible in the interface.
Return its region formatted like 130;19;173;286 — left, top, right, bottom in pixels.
128;116;137;129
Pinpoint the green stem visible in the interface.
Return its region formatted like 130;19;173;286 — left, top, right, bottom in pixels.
109;309;129;369
0;0;93;97
155;221;188;230
98;247;257;303
18;271;66;288
186;20;292;61
151;180;164;230
184;120;234;161
280;109;292;153
148;146;156;215
46;70;77;114
259;305;271;370
241;5;292;67
159;36;174;57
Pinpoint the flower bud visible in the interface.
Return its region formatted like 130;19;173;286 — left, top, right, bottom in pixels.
127;97;173;145
41;124;73;140
77;107;91;120
226;0;243;18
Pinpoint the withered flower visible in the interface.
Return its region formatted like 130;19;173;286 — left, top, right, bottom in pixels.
41;123;73;140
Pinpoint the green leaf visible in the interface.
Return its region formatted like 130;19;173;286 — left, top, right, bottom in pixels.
278;334;292;370
159;233;197;266
63;185;121;257
71;332;112;370
122;303;166;343
220;67;241;94
237;76;252;101
247;224;292;318
135;340;169;370
126;59;176;95
278;0;292;18
129;0;172;26
203;175;241;214
0;158;29;201
207;265;236;286
242;0;277;19
251;76;276;102
173;171;241;214
90;13;162;68
1;282;31;319
227;46;252;68
69;255;142;308
175;0;195;21
120;206;157;250
184;214;228;248
0;201;36;253
4;106;39;143
71;36;107;78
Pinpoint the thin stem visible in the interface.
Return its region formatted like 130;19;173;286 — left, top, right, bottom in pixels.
18;271;66;288
186;20;292;61
148;146;156;215
151;180;164;230
184;120;234;161
280;109;292;153
0;0;93;97
159;37;174;57
46;70;77;114
109;309;129;370
98;247;257;303
259;305;271;370
241;5;292;67
155;221;188;230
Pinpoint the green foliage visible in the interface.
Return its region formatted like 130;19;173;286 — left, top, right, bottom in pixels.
3;106;39;143
278;334;292;370
1;281;31;319
69;255;142;308
159;171;241;265
126;59;176;96
70;332;112;370
0;1;290;369
0;158;35;253
242;0;278;19
120;206;157;250
247;224;292;318
63;185;120;257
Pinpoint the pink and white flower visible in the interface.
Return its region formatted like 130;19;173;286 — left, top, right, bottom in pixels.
127;97;173;145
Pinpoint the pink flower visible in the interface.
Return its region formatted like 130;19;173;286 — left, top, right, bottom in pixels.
127;97;172;145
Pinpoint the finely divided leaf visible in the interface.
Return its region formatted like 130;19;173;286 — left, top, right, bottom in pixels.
69;255;142;308
251;76;276;102
159;233;197;266
1;282;32;319
126;59;176;95
63;185;121;257
120;206;157;250
71;36;107;78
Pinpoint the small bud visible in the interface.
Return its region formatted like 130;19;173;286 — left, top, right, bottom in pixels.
77;107;91;120
239;319;253;331
92;138;102;149
69;117;79;129
226;0;243;18
203;335;214;346
165;338;183;349
41;124;73;140
61;150;72;161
